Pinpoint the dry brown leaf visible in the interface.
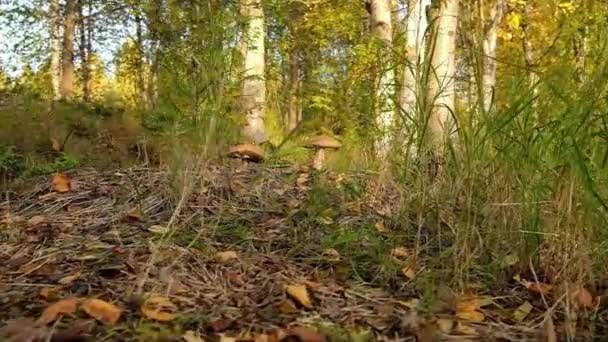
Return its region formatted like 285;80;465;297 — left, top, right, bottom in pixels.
525;281;553;296
285;284;313;309
401;266;416;280
454;322;478;336
391;247;411;260
283;326;327;342
58;272;81;285
81;298;122;325
40;286;63;300
215;251;239;263
576;286;594;309
436;318;454;334
278;299;299;314
454;295;487;322
52;173;72;193
455;309;485;322
375;222;389;233
513;301;533;322
37;297;80;324
126;208;144;221
218;334;237;342
183;330;205;342
141;295;177;321
50;138;62;152
27;215;46;226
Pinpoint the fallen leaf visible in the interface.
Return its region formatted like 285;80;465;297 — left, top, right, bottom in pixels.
375;222;389;233
321;248;341;262
215;251;239;263
81;298;122;325
501;253;520;268
278;299;299;314
391;247;412;260
283;326;327;342
183;330;205;342
575;286;594;309
40;286;63;300
148;225;169;234
50;138;62;152
218;334;237;342
126;208;144;222
52;173;72;193
454;322;478;336
524;280;553;296
58;272;81;285
27;215;46;226
286;284;313;309
37;297;80;324
206;317;233;333
401;266;416;280
436;318;454;334
454;295;488;322
513;301;533;322
141;295;177;321
455;309;485;322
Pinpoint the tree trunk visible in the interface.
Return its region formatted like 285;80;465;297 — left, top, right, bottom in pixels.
481;0;505;113
60;0;79;100
79;1;90;102
240;0;267;143
135;13;148;106
287;50;302;132
49;0;62;101
427;0;459;148
573;27;587;84
400;0;430;116
369;0;395;156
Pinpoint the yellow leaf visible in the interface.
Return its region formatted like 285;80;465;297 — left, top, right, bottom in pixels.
513;301;533;322
39;286;63;300
286;284;313;309
391;247;412;260
436;318;454;334
81;298;122;325
507;13;522;30
51;173;72;193
374;222;389;233
215;251;239;263
141;295;178;321
37;297;80;324
454;295;488;322
401;266;416;280
455;309;485;322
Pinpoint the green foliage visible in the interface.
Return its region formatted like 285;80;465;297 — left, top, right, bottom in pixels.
0;144;25;179
26;153;80;176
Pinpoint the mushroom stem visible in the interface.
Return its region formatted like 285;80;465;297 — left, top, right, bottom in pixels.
312;148;326;170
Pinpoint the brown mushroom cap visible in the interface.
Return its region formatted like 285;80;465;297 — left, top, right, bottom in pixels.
228;143;265;162
305;135;342;149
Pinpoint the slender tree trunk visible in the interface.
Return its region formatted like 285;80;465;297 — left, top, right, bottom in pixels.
401;0;430;116
86;0;93;97
79;1;90;102
135;13;148;106
240;0;267;143
287;50;302;131
427;0;459;147
49;0;62;101
60;0;79;100
481;0;505;113
573;27;587;84
369;0;395;156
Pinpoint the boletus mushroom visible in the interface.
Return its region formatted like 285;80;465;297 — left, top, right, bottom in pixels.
227;143;265;163
304;135;341;170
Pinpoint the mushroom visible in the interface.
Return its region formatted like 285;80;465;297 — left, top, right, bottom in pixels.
304;135;342;170
227;143;265;163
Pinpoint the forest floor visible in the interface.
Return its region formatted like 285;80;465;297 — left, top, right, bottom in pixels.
1;97;605;341
0;162;583;342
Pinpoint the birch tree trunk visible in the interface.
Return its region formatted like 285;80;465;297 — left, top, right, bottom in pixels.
427;0;459;147
400;0;430;116
481;0;505;113
240;0;267;144
287;50;303;132
369;0;395;156
60;0;79;100
49;0;62;101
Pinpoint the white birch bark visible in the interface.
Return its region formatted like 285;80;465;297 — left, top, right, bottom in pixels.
481;0;505;113
369;0;395;156
240;0;267;143
428;0;459;147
